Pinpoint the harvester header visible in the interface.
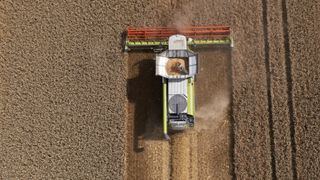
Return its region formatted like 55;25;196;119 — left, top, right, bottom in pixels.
124;26;233;51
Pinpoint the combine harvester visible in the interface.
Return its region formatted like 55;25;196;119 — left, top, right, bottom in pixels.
124;26;233;139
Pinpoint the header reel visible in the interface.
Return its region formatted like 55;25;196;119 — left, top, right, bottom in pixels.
124;26;233;52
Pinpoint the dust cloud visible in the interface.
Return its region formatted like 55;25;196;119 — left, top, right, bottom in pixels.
195;90;230;132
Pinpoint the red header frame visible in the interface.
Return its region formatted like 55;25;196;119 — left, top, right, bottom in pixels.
127;26;231;41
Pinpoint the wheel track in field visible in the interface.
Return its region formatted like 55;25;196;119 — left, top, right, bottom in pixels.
281;0;297;179
262;0;277;179
261;0;299;178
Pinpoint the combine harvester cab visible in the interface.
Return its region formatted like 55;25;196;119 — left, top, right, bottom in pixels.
124;26;232;140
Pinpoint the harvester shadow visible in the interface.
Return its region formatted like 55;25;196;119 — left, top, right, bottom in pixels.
127;58;163;153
